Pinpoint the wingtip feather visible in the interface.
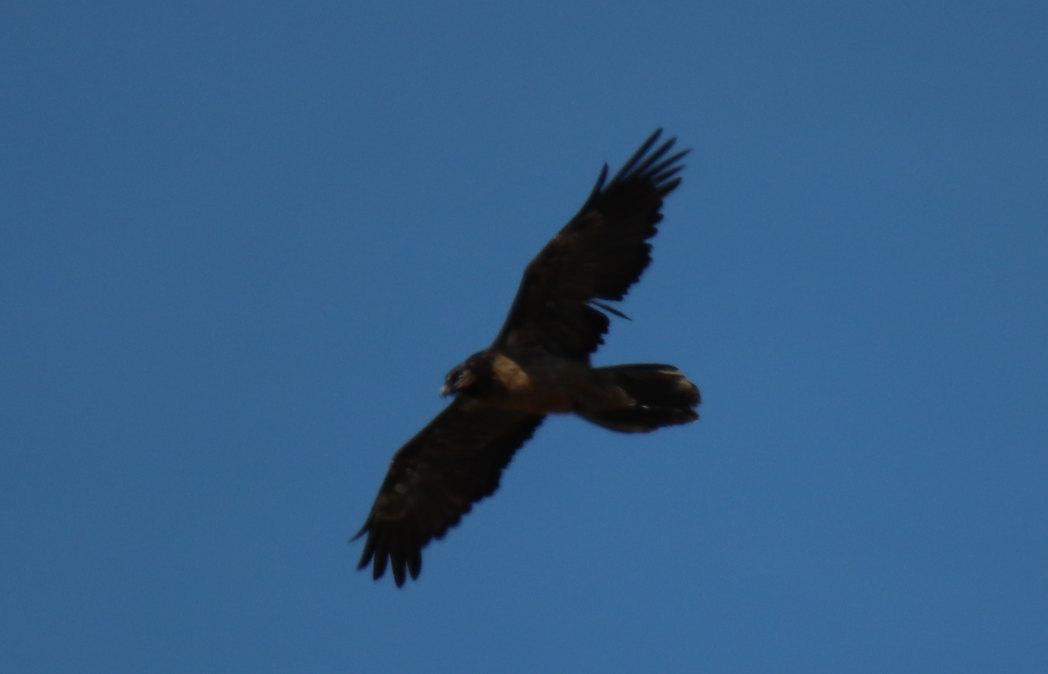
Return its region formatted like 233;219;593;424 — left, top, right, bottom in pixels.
407;550;422;580
372;550;388;580
649;148;690;182
355;529;376;570
391;551;407;587
589;164;609;200
631;137;676;178
612;129;664;183
350;521;369;542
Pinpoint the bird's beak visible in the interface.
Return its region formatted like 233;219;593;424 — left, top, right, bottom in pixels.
440;384;452;397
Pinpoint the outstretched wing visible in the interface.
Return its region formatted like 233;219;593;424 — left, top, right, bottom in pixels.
354;397;545;586
494;129;689;361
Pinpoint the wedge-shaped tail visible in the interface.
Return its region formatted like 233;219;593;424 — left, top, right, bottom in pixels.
578;364;700;433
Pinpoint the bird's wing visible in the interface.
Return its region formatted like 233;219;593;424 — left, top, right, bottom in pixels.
493;129;688;360
354;396;545;586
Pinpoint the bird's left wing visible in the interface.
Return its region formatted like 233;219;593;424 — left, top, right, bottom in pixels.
354;396;545;586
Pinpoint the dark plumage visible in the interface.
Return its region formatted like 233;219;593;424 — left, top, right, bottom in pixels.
354;130;700;586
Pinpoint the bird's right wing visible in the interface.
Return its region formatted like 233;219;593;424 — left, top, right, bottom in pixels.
354;396;545;586
493;129;688;360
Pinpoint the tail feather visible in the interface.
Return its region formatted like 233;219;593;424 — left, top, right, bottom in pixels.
579;364;700;433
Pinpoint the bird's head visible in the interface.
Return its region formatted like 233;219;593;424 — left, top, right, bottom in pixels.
441;351;492;397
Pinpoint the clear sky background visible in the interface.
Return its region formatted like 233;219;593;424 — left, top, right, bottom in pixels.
2;2;1046;672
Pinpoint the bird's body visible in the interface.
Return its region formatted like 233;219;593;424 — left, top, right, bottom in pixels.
448;349;604;414
355;130;700;586
481;350;579;414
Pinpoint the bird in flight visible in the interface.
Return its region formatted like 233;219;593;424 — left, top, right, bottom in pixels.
354;130;701;586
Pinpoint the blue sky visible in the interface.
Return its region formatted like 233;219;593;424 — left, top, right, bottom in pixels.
2;2;1046;672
